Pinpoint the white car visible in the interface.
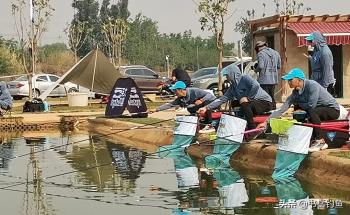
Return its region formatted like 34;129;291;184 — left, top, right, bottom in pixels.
7;74;80;99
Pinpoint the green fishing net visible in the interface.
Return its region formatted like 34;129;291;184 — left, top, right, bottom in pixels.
270;118;296;135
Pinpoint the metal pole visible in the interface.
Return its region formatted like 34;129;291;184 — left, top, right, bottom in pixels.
239;40;243;72
196;46;199;70
166;55;170;78
90;49;98;105
30;0;35;100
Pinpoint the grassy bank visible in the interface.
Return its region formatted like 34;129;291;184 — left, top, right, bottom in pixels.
329;151;350;159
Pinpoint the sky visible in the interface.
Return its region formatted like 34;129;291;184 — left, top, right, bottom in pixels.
0;0;348;45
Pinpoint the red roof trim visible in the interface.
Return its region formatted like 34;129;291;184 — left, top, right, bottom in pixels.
288;22;350;46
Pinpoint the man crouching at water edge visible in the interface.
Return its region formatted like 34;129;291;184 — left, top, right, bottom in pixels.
257;68;340;152
152;81;217;133
199;63;273;129
0;81;13;116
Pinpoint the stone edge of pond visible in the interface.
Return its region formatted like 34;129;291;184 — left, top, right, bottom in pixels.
87;117;173;148
87;117;350;191
231;142;350;191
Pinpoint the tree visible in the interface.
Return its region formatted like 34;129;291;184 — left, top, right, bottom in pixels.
197;0;234;95
71;0;99;57
65;20;92;63
0;38;22;76
102;18;129;66
235;9;255;55
11;0;54;99
235;0;311;54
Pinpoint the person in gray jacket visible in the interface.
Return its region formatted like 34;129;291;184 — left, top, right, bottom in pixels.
199;63;273;129
254;41;281;109
306;31;335;95
154;81;217;133
257;68;340;152
0;81;13;116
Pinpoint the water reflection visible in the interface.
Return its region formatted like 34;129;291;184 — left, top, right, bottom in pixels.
107;143;146;180
0;131;349;215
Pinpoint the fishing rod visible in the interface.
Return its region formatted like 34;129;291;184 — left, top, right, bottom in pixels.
0;126;263;191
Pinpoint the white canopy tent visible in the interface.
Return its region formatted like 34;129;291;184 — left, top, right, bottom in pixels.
39;49;122;100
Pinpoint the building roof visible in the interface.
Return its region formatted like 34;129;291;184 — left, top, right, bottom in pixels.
250;14;350;46
288;22;350;46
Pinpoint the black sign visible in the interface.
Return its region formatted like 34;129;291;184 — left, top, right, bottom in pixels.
105;78;148;118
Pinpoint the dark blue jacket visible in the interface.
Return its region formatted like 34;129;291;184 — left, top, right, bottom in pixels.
311;31;335;88
207;64;272;110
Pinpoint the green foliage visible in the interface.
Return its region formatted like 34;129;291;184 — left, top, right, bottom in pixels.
236;1;311;54
0;37;22;76
71;0;99;57
235;17;252;55
124;14;234;71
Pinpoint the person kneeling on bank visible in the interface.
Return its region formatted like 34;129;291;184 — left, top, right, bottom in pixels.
199;63;273;129
257;68;340;152
153;81;217;133
0;81;12;116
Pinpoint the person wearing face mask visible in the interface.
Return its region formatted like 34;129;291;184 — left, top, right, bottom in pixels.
199;63;273;129
306;31;336;95
152;81;217;133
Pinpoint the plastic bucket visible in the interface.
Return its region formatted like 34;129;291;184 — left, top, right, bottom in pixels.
67;93;88;107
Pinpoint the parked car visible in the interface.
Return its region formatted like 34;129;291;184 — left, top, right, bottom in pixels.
7;74;80;100
118;65;167;94
191;58;256;96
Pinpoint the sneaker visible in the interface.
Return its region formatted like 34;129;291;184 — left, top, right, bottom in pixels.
308;139;328;152
175;107;188;113
199;125;215;134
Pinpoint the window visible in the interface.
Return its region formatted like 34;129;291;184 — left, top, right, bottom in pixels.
142;69;157;77
192;68;217;79
49;75;59;82
16;76;28;81
125;68;143;76
36;76;48;82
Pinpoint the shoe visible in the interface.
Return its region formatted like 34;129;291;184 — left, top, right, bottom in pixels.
308;139;328;152
199;125;215;134
175;107;188;113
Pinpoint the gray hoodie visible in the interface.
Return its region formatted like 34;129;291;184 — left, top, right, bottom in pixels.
207;64;272;110
255;47;281;85
270;79;339;119
0;81;13;110
156;87;216;111
311;31;335;88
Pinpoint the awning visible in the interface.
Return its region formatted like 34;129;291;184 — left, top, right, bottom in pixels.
288;22;350;46
39;49;122;100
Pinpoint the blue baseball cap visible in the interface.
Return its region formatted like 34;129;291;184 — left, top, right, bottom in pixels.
169;81;187;91
281;68;305;80
305;33;314;41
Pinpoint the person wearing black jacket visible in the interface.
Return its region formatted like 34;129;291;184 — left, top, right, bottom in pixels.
172;68;191;87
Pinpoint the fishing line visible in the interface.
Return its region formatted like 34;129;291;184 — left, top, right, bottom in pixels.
2;117;175;161
0;127;263;191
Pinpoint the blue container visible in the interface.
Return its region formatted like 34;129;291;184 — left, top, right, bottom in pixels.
292;111;307;122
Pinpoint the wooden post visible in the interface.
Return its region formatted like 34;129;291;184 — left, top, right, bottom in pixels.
279;16;287;101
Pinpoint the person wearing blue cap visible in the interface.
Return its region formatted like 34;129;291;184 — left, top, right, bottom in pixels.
257;68;340;152
306;31;336;95
154;81;217;133
199;63;273;129
254;41;281;109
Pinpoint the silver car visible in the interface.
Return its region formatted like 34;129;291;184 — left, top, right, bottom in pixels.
191;59;257;95
7;74;79;99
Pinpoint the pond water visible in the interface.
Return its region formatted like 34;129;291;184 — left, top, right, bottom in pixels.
0;131;349;215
